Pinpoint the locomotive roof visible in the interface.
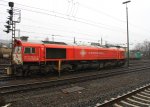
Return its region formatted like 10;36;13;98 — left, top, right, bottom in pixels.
42;40;67;45
15;40;125;51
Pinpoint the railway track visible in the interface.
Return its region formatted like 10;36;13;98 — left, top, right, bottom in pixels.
127;59;150;66
0;65;150;95
95;83;150;107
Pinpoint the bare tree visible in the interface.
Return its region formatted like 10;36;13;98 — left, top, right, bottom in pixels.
134;40;150;58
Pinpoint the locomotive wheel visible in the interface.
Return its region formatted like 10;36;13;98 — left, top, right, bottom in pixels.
24;66;31;76
12;65;23;76
25;70;31;76
16;69;24;77
62;67;71;72
21;70;25;77
21;70;30;77
98;63;102;70
21;66;30;77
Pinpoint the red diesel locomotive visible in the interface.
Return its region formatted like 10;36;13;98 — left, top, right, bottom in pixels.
12;39;126;76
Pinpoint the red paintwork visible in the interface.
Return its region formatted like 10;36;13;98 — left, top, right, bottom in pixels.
14;40;125;63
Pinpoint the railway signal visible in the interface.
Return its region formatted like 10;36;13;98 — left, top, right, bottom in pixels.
3;2;21;74
3;2;14;34
8;9;13;16
6;20;10;24
3;2;21;34
8;1;14;7
3;21;11;33
7;16;13;22
4;25;11;33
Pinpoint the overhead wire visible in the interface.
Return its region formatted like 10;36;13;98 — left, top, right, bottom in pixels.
0;0;126;33
1;0;149;42
0;26;99;42
0;10;128;35
0;15;101;40
0;0;150;35
21;8;126;33
79;3;126;23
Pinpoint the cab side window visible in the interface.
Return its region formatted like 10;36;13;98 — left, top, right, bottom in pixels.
32;48;35;53
24;47;30;54
24;47;36;54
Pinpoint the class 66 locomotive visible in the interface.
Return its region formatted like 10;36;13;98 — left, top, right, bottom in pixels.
11;39;126;76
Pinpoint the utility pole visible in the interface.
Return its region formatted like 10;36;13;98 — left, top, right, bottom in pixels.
74;37;76;44
101;37;102;45
123;0;131;67
52;35;54;41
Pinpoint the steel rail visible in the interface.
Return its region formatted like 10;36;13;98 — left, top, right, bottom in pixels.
0;65;150;95
95;83;150;107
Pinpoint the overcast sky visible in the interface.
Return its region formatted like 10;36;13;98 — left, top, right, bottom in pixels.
0;0;150;48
